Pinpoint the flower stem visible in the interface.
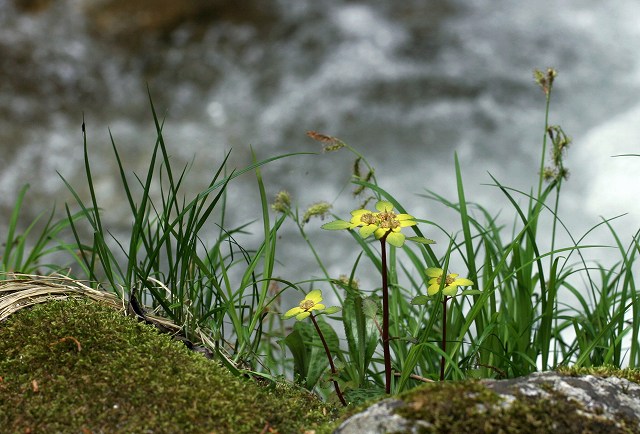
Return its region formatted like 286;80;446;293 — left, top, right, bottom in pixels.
310;313;347;406
440;296;449;381
380;236;392;394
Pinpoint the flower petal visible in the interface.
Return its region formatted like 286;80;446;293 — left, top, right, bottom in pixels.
443;285;459;296
295;311;311;321
310;303;325;312
350;209;370;219
349;215;363;226
375;201;394;212
360;224;378;238
386;231;405;247
306;289;323;303
427;283;440;296
426;268;444;278
396;213;415;221
399;219;417;228
283;306;303;319
454;278;474;287
373;228;389;239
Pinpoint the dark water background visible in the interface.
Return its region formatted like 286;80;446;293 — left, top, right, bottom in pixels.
2;0;640;288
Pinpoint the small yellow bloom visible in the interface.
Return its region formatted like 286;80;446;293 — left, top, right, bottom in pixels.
426;267;474;297
321;200;430;247
283;289;326;321
344;200;416;247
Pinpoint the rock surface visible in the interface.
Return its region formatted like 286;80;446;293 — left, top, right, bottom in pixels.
334;371;640;433
332;399;423;434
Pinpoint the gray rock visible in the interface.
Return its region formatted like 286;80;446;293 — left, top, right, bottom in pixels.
484;371;640;425
333;398;429;434
334;372;640;433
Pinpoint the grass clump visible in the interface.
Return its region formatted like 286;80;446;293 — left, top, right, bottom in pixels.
0;298;341;433
2;66;640;420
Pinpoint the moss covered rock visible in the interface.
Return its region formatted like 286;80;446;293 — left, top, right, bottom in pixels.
0;298;339;433
334;371;640;433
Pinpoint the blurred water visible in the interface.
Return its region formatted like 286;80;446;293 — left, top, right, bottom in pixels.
2;0;640;286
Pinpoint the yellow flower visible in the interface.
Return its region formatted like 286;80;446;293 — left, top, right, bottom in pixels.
322;200;433;247
282;289;326;321
426;267;474;297
371;201;417;246
323;200;416;247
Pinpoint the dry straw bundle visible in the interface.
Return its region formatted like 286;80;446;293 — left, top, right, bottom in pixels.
0;274;179;335
0;274;123;322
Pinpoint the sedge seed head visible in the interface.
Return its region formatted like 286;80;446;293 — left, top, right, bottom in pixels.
271;191;292;213
302;201;332;224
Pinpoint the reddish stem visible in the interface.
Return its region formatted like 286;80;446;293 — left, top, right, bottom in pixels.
380;235;392;394
310;313;347;406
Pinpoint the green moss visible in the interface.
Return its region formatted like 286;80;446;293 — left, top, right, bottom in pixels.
0;299;342;433
391;375;638;434
393;381;503;433
557;365;640;384
4;298;639;433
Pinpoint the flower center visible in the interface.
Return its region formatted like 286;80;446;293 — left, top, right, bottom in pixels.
299;299;315;311
377;211;400;230
360;212;377;225
437;275;456;286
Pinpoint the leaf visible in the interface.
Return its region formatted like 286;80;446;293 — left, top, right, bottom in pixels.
282;329;309;386
406;236;436;245
345;387;387;405
362;296;379;319
411;295;429;305
284;321;334;390
342;294;379;387
457;289;483;297
306;320;340;390
321;220;352;230
320;306;342;315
